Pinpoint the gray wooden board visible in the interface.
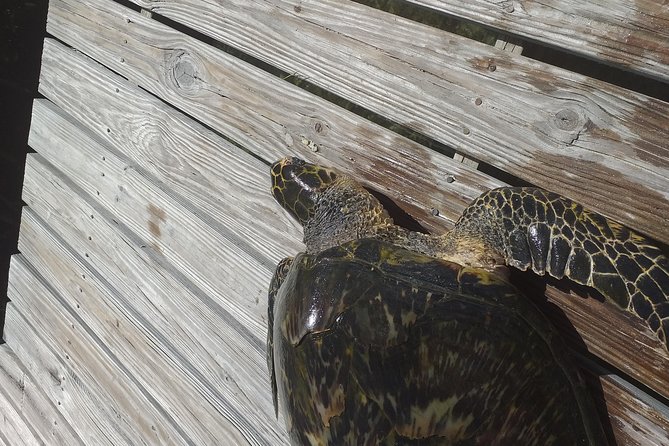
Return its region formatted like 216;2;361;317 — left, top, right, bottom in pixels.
43;0;506;232
14;195;281;445
599;375;669;445
27;97;280;342
4;294;145;446
6;248;199;445
24;117;289;442
118;0;669;244
23;39;669;446
405;0;669;82
0;397;32;446
19;112;669;444
0;342;81;445
0;347;41;446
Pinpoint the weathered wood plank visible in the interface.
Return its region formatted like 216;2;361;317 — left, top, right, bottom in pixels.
541;285;669;398
118;0;669;244
27;96;272;339
405;0;669;82
6;250;196;445
0;342;82;445
20;1;668;442
598;374;669;445
22;131;288;443
14;195;275;445
0;356;41;446
43;0;505;232
0;402;32;446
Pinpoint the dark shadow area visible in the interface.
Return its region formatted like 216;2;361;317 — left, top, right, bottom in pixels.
367;187;428;234
512;266;669;443
352;0;498;45
521;41;669;103
0;1;49;338
508;268;617;444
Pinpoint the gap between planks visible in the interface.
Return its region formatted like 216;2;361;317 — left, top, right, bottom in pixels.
405;0;669;83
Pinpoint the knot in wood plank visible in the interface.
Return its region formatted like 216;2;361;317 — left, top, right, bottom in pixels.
553;109;581;131
545;108;591;147
166;49;203;95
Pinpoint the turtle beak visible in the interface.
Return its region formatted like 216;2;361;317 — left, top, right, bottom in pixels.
270;157;338;225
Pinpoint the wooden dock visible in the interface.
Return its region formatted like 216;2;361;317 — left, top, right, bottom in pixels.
1;0;668;444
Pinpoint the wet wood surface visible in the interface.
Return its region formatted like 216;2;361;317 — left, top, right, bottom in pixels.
1;0;668;444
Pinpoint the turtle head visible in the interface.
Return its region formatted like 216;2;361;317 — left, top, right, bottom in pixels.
271;157;339;225
271;157;393;252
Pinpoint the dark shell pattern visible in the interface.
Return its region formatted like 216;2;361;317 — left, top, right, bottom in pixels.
271;239;602;445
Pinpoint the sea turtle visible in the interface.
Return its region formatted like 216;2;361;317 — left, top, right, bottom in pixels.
267;156;669;445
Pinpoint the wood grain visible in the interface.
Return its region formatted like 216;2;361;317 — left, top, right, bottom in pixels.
0;347;42;446
598;374;669;445
405;0;669;82
544;285;669;396
4;296;159;446
24;113;290;442
0;394;35;446
120;0;669;244
0;343;82;445
28;98;289;338
6;246;202;445
13;197;279;445
45;0;503;233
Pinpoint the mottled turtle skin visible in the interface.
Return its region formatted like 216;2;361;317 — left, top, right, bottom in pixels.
268;157;669;445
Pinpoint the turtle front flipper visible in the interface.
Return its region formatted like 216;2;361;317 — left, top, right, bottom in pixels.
448;187;669;349
268;256;293;418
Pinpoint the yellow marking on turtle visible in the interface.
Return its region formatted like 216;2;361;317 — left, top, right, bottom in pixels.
459;267;510;286
378;243;435;266
444;351;459;369
473;339;490;355
386;394;398;413
304;432;326;446
309;377;345;429
401;310;417;326
397;396;475;440
418;340;430;367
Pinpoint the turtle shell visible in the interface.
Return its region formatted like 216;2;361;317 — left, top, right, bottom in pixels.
271;238;606;445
